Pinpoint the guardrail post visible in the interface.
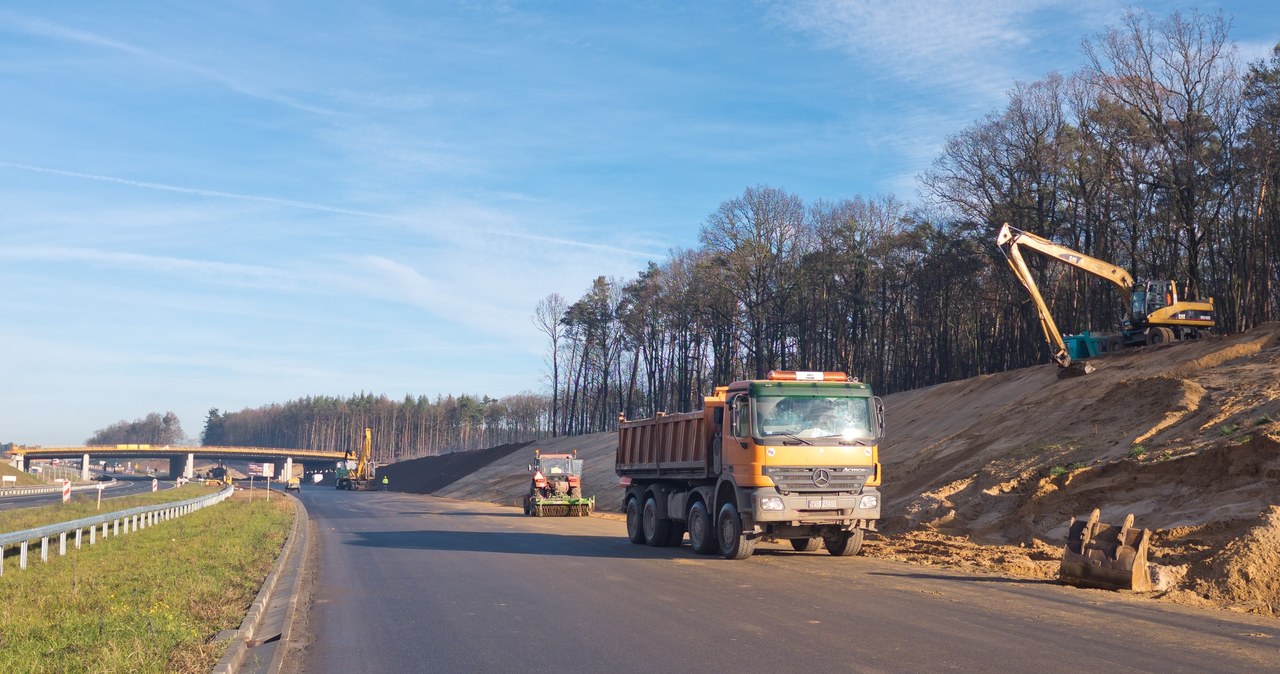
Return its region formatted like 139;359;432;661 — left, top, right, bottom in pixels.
59;532;66;556
41;536;48;562
114;519;120;537
75;528;82;549
0;544;4;576
20;541;28;570
90;525;96;545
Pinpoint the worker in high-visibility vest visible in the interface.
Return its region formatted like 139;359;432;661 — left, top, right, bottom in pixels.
381;475;389;491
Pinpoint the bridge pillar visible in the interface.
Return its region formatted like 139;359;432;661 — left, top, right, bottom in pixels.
284;457;294;482
184;453;194;479
12;454;24;471
82;453;90;482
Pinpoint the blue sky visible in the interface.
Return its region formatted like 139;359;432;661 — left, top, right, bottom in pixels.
2;1;1276;446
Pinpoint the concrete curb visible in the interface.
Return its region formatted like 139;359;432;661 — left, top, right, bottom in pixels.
212;496;309;674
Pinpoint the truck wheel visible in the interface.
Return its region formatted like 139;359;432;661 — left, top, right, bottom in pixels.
687;501;717;555
666;523;685;547
790;538;821;552
643;496;672;547
717;502;756;560
1106;335;1125;353
625;497;646;544
824;528;864;556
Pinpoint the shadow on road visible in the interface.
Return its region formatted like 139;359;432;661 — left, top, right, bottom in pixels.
346;528;713;560
867;570;1050;585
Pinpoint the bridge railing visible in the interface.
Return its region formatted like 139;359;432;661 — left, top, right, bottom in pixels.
0;485;235;575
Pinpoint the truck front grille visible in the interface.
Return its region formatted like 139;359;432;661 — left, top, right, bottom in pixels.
763;466;873;494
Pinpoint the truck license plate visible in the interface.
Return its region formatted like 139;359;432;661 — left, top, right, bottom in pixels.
807;499;837;508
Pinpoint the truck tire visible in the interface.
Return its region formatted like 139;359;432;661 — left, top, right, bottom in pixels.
625;496;646;544
790;537;821;552
666;523;685;547
687;501;718;555
717;502;756;560
643;495;672;547
1106;335;1125;354
823;528;864;557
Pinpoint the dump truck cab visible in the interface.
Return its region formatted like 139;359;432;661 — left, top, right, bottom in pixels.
719;372;884;549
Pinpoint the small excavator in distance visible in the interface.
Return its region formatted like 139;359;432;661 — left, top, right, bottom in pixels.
523;449;594;517
336;427;377;490
996;223;1215;376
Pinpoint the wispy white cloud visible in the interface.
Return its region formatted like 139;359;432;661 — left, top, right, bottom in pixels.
0;244;290;284
0;11;333;115
770;0;1082;101
0;161;664;260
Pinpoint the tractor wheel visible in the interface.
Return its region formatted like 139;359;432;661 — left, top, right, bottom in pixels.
687;500;717;555
717;502;756;560
790;537;822;552
823;528;864;557
625;496;645;544
643;495;672;547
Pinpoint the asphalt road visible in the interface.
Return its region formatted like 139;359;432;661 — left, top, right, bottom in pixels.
296;488;1279;674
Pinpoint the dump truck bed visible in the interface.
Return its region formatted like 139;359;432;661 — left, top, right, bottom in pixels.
616;410;713;479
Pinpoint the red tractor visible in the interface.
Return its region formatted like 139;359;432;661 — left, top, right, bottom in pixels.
523;449;593;517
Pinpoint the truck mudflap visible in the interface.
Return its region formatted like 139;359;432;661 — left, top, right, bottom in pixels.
748;488;880;526
1059;509;1153;592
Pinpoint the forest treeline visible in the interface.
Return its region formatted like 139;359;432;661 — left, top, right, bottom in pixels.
86;412;185;447
181;10;1277;459
540;10;1280;436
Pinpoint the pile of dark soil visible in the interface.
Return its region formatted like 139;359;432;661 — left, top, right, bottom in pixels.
379;442;532;494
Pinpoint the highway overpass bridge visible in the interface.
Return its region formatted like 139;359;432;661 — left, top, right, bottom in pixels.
8;445;347;482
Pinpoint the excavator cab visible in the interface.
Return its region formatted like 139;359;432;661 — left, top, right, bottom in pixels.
1132;280;1176;321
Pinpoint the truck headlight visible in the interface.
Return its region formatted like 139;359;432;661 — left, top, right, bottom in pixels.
760;497;784;511
859;495;878;510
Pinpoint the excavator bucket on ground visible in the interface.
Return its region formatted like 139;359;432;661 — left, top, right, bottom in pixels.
1057;360;1096;378
1059;509;1153;591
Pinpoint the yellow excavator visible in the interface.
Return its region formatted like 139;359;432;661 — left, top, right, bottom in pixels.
996;223;1215;376
336;427;377;490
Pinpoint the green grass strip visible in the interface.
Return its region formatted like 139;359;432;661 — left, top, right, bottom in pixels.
0;484;223;534
0;492;294;674
0;462;44;487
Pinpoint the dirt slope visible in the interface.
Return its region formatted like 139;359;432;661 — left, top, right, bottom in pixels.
388;323;1280;616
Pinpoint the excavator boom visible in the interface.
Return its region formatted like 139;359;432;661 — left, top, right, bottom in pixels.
996;224;1097;375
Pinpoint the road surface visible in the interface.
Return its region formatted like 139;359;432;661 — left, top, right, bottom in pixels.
294;488;1278;673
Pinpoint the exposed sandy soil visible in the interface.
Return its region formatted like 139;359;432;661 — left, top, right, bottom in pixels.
387;323;1280;617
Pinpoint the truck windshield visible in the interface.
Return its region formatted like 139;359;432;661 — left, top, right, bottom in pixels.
753;395;875;442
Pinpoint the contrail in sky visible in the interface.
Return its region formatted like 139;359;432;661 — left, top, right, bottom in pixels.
0;161;663;260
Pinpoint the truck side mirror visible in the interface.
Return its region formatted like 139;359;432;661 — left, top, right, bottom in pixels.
873;397;886;439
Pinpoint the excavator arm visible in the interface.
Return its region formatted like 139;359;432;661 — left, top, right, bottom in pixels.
995;224;1135;374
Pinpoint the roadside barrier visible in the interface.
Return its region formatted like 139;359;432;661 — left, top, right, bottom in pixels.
0;480;116;497
0;485;234;575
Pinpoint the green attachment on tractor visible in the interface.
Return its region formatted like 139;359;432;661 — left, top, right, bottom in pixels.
526;494;594;517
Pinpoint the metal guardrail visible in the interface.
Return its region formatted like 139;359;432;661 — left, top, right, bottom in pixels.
0;485;235;575
0;480;115;497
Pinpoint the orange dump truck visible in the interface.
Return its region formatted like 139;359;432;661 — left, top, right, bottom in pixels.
617;370;884;559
